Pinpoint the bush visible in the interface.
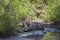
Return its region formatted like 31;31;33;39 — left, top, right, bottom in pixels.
18;0;36;21
0;0;19;36
42;32;60;40
0;0;36;36
41;0;60;22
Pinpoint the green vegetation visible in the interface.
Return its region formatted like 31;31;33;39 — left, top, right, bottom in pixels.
0;0;60;37
0;0;36;36
0;0;18;36
42;32;60;40
30;0;60;22
42;0;60;22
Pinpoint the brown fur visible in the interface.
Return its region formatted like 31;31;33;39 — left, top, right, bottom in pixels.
22;20;32;27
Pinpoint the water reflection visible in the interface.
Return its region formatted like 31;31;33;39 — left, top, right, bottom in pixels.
23;35;43;40
0;30;44;40
0;35;43;40
0;27;60;40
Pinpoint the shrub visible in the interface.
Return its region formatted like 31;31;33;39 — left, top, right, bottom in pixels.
0;0;19;36
42;32;60;40
0;0;36;36
42;0;60;22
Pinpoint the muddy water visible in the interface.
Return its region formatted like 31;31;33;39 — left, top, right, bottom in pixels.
0;30;44;40
0;27;60;40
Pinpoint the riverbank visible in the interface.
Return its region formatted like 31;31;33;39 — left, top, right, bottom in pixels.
0;19;60;40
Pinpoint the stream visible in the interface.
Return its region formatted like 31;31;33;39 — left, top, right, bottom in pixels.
0;27;60;40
